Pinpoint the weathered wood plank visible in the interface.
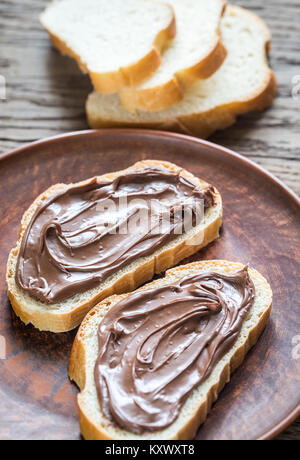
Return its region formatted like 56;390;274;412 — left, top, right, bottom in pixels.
0;0;299;440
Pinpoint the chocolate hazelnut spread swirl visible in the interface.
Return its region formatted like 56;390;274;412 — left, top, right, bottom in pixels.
94;268;255;434
16;168;215;304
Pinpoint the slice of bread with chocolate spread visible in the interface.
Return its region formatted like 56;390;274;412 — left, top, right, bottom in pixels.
7;160;222;333
69;260;272;440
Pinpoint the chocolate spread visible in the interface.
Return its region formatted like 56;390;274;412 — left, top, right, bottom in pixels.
16;168;215;304
94;267;255;434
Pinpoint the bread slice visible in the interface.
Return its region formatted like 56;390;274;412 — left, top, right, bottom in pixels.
6;160;222;333
119;0;227;112
40;0;176;94
69;260;272;440
87;5;277;138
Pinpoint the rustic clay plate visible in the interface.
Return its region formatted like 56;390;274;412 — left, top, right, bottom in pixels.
0;130;299;441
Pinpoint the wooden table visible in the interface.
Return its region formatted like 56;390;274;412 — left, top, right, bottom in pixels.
0;0;299;440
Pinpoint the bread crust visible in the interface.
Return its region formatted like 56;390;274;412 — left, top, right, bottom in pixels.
87;5;277;137
88;71;277;139
42;5;176;94
69;260;273;440
119;37;228;113
6;160;222;333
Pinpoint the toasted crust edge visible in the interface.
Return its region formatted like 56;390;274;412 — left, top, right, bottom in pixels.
6;160;222;333
41;5;176;94
119;37;228;113
87;69;277;138
69;260;273;440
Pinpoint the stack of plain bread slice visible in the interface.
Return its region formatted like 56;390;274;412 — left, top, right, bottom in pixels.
87;5;277;138
41;1;277;138
41;0;177;93
41;0;227;111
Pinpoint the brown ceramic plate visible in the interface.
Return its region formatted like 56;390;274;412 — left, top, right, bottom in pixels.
0;130;299;441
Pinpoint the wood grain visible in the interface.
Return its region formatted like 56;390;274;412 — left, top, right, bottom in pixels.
0;0;299;440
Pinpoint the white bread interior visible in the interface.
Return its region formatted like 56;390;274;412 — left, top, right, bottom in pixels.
119;0;227;112
40;0;176;93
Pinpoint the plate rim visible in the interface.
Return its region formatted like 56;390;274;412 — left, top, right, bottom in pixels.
1;128;299;440
1;129;299;211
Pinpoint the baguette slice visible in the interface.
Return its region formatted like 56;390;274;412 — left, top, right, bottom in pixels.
40;0;176;94
6;160;222;333
69;260;273;440
87;5;277;138
119;0;227;112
